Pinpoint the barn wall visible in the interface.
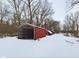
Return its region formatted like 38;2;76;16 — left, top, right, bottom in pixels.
17;25;34;39
34;28;47;39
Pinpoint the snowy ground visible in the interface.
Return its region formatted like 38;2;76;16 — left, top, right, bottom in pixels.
0;33;79;58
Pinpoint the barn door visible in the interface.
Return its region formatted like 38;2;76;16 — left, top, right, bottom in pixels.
26;29;33;39
22;28;33;39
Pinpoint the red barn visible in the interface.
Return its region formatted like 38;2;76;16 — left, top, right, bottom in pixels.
17;23;47;40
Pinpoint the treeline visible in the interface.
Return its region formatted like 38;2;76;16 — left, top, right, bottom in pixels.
0;0;60;37
0;21;17;37
63;11;79;37
63;0;79;37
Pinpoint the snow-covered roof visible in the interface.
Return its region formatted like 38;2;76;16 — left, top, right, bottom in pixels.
47;30;53;34
18;23;46;30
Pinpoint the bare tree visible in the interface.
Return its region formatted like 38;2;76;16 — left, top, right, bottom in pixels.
22;0;40;24
7;0;24;26
63;11;79;36
23;0;54;26
66;0;79;11
0;2;9;23
27;0;33;24
1;0;54;30
37;0;54;26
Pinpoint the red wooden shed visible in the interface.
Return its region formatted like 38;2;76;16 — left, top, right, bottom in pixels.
17;23;47;40
34;27;47;39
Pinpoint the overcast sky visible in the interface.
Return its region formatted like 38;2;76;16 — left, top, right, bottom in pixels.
49;0;66;24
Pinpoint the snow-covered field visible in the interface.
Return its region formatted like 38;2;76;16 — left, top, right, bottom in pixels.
0;33;79;58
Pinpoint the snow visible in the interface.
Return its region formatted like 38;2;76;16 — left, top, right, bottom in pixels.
0;33;79;58
47;30;53;34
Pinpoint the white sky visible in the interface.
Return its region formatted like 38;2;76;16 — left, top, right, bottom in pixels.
49;0;66;24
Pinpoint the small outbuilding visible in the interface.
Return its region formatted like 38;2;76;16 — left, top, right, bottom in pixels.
17;23;48;40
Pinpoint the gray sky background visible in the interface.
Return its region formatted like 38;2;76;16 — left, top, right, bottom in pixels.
49;0;66;24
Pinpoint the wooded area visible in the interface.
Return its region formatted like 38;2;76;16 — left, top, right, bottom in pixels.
0;0;60;37
1;0;79;37
63;0;79;37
